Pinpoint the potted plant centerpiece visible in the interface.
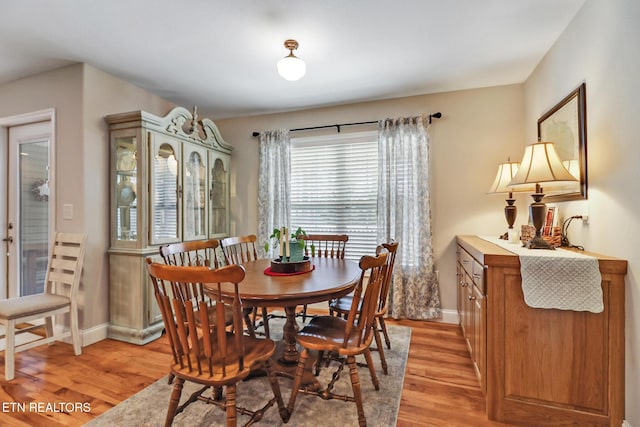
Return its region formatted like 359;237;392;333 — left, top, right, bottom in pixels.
265;226;312;273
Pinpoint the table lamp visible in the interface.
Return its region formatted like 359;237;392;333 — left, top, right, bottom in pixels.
487;159;533;240
509;141;578;249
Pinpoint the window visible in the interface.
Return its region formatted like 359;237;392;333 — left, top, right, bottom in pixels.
290;130;378;260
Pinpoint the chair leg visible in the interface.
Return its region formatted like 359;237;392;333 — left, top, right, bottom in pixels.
373;327;388;375
243;308;256;338
44;315;54;339
301;304;308;322
347;355;367;427
363;348;380;390
225;384;237;427
5;319;16;381
261;307;270;339
213;386;223;401
378;317;391;349
265;359;289;422
315;350;325;376
165;377;185;427
70;303;82;355
286;347;309;420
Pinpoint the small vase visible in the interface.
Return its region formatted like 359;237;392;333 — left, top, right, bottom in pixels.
288;240;304;262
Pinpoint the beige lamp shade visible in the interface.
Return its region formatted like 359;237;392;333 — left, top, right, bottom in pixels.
562;159;580;180
487;161;534;194
509;141;577;187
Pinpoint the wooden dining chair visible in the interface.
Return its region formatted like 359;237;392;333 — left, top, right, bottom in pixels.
145;260;289;426
328;240;399;374
298;234;349;321
286;249;388;427
159;239;232;384
0;232;86;381
219;234;269;338
159;238;223;268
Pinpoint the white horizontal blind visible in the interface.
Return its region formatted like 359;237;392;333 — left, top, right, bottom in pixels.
290;131;378;260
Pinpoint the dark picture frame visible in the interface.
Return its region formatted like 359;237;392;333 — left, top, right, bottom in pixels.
537;82;587;202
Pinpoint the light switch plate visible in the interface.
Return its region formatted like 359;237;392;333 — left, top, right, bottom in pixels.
63;204;73;220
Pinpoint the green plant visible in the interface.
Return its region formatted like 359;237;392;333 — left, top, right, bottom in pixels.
264;226;307;253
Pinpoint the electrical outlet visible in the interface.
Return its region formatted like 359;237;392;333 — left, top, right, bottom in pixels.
577;202;589;223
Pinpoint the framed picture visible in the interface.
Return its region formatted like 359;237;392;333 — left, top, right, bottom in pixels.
537;82;587;202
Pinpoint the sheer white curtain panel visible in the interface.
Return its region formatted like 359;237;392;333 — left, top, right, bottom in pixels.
258;129;291;257
377;116;441;320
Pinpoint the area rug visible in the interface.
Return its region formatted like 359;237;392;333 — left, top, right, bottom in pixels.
86;315;411;427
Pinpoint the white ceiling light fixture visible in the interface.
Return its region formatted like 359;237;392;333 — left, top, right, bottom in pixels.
277;39;306;81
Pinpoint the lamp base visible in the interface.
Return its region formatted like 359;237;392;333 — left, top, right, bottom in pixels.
524;235;555;250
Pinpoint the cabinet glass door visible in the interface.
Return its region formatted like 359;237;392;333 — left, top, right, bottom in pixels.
209;155;228;237
183;146;207;241
150;138;181;244
114;134;138;243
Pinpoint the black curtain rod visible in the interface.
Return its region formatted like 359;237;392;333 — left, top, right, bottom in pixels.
251;112;442;137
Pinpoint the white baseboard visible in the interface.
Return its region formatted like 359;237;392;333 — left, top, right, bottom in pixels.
81;322;110;347
622;420;632;427
435;308;459;324
58;322;109;348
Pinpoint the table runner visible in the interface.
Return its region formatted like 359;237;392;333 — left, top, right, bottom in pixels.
480;236;603;313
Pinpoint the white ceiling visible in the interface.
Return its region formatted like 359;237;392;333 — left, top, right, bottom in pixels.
0;0;586;119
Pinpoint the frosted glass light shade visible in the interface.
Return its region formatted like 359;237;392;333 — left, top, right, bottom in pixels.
277;55;306;81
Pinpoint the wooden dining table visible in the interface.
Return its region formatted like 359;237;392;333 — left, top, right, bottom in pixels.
216;257;361;373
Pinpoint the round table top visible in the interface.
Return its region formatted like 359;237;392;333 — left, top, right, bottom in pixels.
220;257;361;307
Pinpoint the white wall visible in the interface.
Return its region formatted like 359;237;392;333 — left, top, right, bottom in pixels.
524;0;639;424
214;84;526;316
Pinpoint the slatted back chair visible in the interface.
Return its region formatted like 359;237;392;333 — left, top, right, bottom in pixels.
376;240;399;346
219;234;268;338
0;232;86;381
158;240;233;393
298;234;349;321
220;234;259;265
301;234;348;259
159;239;222;268
328;240;399;375
287;249;388;427
159;239;230;328
145;260;288;426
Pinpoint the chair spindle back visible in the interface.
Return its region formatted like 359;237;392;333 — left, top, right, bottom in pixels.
301;234;348;259
146;260;248;377
220;234;259;265
159;239;222;268
378;240;399;313
343;249;388;348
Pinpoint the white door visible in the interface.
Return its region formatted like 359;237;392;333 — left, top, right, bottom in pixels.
4;121;52;298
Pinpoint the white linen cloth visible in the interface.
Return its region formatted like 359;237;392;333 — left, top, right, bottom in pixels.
481;236;603;313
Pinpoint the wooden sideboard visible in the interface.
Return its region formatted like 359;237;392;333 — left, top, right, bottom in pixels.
456;235;627;426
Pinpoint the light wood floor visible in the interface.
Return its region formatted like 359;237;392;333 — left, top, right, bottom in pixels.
0;313;514;427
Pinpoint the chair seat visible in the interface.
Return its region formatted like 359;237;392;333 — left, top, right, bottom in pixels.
171;333;276;384
329;295;358;314
296;315;370;354
0;293;70;320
